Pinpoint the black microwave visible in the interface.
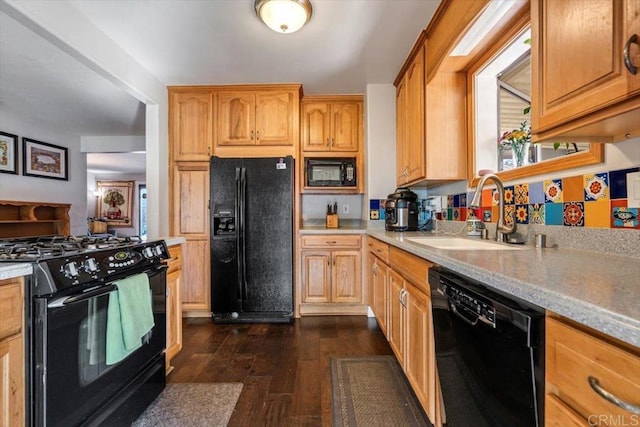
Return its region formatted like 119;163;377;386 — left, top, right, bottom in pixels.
306;158;357;187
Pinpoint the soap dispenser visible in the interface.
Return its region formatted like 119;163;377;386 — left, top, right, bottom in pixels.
466;211;484;237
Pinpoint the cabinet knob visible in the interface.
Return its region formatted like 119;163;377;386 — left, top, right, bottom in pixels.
331;138;335;147
251;130;254;140
256;130;260;141
624;33;639;75
326;137;330;146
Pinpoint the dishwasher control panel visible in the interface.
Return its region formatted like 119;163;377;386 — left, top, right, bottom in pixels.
443;283;496;327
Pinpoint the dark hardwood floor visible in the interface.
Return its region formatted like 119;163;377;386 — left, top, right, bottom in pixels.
167;316;393;426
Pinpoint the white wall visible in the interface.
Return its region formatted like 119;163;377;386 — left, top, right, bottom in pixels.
365;84;397;200
2;0;169;238
0;110;88;235
81;136;145;152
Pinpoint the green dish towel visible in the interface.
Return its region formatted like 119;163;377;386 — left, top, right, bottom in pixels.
106;273;155;365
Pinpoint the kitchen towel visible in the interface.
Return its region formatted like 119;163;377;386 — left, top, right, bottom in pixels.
106;273;154;365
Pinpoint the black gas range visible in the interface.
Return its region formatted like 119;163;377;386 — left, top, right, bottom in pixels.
1;235;169;426
0;235;168;296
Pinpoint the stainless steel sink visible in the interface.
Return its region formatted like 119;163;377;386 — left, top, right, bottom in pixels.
406;237;528;251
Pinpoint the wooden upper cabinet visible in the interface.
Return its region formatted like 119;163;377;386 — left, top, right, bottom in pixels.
301;96;362;152
531;0;640;139
396;44;426;186
217;92;255;146
170;91;213;161
217;89;296;146
172;162;210;238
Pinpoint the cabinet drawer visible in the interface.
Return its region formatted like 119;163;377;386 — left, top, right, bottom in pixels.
0;280;22;341
301;235;361;248
166;245;183;274
546;316;640;422
367;237;389;263
545;394;589;427
389;246;432;293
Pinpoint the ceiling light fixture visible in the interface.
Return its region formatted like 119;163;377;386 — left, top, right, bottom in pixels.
255;0;312;34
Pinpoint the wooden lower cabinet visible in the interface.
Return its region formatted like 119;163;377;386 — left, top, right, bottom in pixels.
299;234;365;315
0;276;24;427
367;252;389;335
180;239;210;312
388;269;405;366
405;282;437;423
370;237;441;426
165;244;183;374
545;314;640;426
171;162;210;315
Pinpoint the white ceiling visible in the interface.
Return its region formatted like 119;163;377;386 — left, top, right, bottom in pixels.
0;0;441;173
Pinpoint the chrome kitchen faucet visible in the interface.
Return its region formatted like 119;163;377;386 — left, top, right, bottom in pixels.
469;174;517;242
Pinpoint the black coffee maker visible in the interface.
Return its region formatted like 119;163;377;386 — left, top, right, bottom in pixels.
385;188;419;231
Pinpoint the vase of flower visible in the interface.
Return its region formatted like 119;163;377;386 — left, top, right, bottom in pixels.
512;141;530;167
499;121;532;169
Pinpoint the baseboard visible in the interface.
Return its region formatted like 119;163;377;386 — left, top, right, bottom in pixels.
299;303;369;316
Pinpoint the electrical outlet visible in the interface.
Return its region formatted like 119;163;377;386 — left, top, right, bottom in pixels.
342;204;350;214
628;171;640;208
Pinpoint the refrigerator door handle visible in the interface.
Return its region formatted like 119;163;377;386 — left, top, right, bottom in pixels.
235;167;243;305
240;167;248;302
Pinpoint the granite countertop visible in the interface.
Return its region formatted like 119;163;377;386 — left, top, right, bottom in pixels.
299;219;367;235
0;263;33;281
367;229;640;348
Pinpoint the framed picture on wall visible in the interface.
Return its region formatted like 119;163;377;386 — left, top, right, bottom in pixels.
0;131;19;174
22;138;68;180
96;181;134;227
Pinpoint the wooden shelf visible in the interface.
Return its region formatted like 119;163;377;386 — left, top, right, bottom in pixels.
0;200;70;238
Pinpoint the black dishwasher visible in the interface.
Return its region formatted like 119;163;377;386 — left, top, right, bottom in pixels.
428;266;545;427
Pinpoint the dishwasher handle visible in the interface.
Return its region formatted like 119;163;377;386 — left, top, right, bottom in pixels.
450;301;495;328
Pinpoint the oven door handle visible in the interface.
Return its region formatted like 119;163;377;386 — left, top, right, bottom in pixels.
48;284;118;308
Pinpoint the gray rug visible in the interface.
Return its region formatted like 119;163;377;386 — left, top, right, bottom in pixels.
331;356;431;427
132;383;243;427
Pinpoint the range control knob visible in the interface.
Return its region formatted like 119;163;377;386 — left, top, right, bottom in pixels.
83;258;99;273
143;247;154;258
63;261;79;278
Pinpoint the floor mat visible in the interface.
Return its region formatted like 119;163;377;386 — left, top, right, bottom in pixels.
331;355;431;427
132;383;243;427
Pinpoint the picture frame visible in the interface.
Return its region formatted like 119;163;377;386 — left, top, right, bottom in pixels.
23;137;68;180
96;181;134;227
0;131;19;175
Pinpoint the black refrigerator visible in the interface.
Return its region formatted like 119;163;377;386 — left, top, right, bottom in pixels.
210;156;294;323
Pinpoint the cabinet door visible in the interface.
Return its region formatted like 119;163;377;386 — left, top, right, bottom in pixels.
331;250;362;303
405;46;426;183
173;163;209;238
217;92;255;145
388;270;405;365
301;102;331;151
396;79;409;185
405;283;437;423
256;91;294;145
170;91;213;161
181;239;210;311
330;103;360;151
0;335;24;427
373;257;389;335
301;251;331;303
165;269;182;367
533;0;640;132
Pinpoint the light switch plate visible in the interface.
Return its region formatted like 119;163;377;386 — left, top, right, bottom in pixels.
627;171;640;208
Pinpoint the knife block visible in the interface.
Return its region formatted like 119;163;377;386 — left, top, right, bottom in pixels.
326;214;339;229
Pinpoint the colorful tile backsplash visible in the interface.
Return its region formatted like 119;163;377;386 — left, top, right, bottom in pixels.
444;167;640;230
369;167;640;230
